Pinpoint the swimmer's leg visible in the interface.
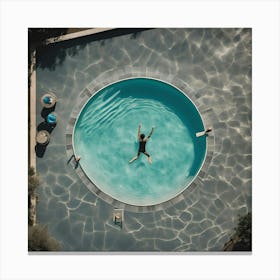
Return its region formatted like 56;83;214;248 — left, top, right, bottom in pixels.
129;152;140;164
144;152;152;164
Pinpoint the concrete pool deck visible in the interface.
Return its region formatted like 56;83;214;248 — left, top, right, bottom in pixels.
32;28;252;251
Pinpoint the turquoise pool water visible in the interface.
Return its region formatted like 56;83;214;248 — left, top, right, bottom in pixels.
73;78;206;206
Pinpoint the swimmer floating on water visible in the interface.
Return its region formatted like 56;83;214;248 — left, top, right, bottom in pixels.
129;124;154;164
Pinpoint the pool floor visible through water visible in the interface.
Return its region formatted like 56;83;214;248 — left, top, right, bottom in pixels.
73;78;206;206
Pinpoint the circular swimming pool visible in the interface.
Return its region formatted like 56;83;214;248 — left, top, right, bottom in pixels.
73;78;206;206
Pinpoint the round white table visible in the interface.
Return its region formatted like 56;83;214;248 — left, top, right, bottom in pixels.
36;130;50;145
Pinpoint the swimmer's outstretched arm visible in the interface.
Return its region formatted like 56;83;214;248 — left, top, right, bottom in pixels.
137;124;141;140
146;127;154;141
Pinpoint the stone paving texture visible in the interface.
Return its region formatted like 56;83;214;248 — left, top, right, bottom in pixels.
35;28;252;251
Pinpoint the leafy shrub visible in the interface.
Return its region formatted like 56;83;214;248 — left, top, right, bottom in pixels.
28;167;39;196
232;212;252;251
28;28;68;47
28;224;61;251
224;212;252;251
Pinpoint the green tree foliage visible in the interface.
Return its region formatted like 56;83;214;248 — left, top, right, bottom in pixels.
28;28;69;73
28;166;35;176
28;28;68;48
28;224;61;251
232;212;252;251
28;167;39;196
223;212;252;251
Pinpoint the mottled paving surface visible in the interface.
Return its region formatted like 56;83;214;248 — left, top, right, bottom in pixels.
35;28;252;251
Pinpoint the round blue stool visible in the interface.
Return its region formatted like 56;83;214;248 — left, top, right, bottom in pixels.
47;113;57;124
